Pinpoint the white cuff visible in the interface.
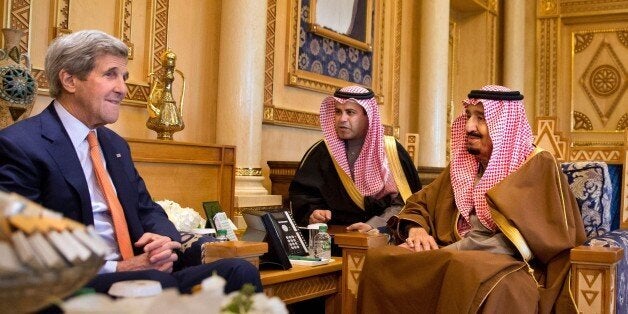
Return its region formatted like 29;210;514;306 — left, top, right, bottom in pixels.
98;260;118;274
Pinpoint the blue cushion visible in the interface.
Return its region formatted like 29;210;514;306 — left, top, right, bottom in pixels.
584;229;628;314
561;162;612;238
608;164;623;230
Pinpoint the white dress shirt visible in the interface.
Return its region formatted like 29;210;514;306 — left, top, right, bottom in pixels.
54;101;121;273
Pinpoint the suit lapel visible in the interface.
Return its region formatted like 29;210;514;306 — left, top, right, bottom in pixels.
41;105;94;224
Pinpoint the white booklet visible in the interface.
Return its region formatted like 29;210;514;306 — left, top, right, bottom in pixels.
288;256;333;267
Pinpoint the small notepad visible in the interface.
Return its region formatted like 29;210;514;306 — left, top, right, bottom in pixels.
289;257;332;267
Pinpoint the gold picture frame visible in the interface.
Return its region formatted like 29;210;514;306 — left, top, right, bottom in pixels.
308;0;373;52
285;0;383;97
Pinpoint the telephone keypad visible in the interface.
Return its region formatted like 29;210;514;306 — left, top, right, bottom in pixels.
286;234;300;252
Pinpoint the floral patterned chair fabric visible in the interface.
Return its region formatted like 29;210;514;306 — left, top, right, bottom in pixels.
561;162;612;238
562;161;627;313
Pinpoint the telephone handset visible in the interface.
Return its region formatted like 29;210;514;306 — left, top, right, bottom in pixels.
241;209;308;269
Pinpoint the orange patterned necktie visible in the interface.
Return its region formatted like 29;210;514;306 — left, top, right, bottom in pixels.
87;131;134;260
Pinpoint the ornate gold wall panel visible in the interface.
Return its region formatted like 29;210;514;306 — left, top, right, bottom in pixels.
572;29;627;131
536;0;628;167
6;0;169;107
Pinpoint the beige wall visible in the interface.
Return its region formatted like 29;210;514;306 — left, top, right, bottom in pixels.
12;0;221;144
5;0;626;193
1;0;524;190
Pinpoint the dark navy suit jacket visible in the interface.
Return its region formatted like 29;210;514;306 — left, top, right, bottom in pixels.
0;104;180;253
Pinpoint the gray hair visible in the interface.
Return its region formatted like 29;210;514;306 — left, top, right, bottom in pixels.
45;30;128;98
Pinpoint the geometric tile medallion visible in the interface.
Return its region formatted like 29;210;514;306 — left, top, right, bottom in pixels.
579;41;628;126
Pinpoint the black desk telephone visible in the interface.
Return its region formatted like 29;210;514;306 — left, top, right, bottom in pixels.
241;210;308;270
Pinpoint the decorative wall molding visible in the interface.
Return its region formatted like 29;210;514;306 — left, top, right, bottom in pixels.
488;0;498;13
392;0;402;131
619;30;628;46
488;4;498;82
52;0;70;38
235;168;263;177
375;0;385;98
9;0;169;107
263;0;277;108
538;0;559;17
574;32;594;52
150;0;169;79
116;0;134;59
617;113;628;130
570;148;622;162
573;111;594;130
263;106;320;130
536;17;558;116
7;0;31;51
560;0;628;15
262;105;393;136
534;117;569;161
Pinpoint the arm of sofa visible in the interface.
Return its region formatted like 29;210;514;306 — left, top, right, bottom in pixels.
570;245;623;314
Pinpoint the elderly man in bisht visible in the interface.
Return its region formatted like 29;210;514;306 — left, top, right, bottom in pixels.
357;85;585;313
289;85;421;233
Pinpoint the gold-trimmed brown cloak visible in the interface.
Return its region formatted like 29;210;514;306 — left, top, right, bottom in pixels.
358;151;586;313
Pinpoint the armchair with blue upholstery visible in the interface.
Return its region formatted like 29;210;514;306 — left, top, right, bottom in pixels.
564;161;627;314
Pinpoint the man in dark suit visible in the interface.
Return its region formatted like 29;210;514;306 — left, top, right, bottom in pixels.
0;29;262;294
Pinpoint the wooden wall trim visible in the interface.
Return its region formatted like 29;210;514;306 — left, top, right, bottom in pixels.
127;138;236;218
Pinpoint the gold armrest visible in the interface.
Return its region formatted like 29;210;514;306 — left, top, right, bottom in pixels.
334;231;388;314
202;241;268;269
570;245;623;314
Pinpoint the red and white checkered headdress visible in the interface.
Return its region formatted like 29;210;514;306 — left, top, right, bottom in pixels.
320;85;397;199
450;85;534;234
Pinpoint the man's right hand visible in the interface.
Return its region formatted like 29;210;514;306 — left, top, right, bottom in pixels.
399;227;438;252
116;233;181;273
309;209;332;224
116;252;175;273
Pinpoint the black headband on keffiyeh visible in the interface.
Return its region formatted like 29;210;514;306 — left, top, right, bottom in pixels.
334;88;375;100
467;90;524;101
